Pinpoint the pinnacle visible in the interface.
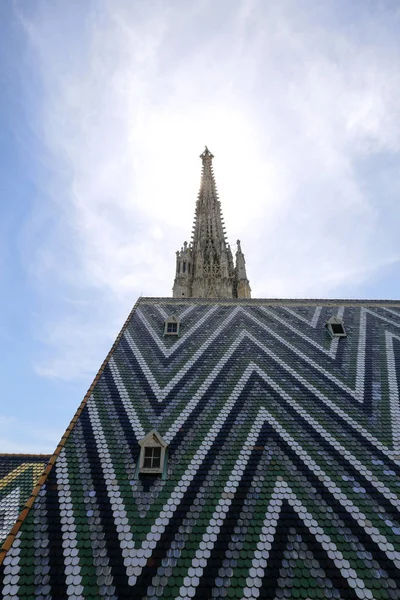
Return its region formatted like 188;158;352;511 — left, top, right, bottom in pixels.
200;146;214;161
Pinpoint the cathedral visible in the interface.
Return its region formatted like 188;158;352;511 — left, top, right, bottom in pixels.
1;149;400;600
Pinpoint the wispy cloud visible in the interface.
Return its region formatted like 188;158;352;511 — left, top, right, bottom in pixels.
13;0;400;380
0;412;59;454
0;415;16;427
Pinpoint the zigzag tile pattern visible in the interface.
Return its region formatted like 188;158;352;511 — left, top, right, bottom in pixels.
2;298;400;599
0;455;50;546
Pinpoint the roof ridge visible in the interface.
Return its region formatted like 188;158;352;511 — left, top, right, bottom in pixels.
0;453;51;458
138;296;400;305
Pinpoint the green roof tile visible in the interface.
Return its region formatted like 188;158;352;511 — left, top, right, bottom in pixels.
2;298;400;599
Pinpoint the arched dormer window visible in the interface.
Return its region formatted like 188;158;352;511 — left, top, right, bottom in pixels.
138;430;168;475
164;316;180;336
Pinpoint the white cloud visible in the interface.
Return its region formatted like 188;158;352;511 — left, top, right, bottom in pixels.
14;0;400;379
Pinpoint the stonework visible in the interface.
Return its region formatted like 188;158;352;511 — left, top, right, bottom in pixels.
173;147;251;298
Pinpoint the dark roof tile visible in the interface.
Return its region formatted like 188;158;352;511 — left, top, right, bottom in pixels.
1;298;400;600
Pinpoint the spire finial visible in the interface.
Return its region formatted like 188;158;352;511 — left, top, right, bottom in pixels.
200;146;214;161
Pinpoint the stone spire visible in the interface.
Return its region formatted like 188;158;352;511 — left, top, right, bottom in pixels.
235;240;251;298
172;148;251;299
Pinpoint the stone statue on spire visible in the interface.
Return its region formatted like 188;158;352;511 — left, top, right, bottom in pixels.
172;148;251;299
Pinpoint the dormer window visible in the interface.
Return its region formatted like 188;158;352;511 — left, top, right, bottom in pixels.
325;316;347;338
164;316;180;336
138;430;167;475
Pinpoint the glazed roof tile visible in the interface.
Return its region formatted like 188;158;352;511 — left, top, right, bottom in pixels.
0;454;50;547
1;297;400;599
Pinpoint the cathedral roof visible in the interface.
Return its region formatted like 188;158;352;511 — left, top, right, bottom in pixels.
1;297;400;599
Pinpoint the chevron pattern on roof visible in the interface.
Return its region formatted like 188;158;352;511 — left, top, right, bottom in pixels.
2;298;400;599
0;455;50;547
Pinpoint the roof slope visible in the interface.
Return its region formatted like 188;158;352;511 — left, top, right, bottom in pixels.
0;455;50;546
2;298;400;599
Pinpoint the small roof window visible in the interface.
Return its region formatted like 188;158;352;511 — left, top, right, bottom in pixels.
325;316;347;338
138;430;168;475
164;316;180;336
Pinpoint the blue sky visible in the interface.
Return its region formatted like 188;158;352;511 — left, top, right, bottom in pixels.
1;0;400;453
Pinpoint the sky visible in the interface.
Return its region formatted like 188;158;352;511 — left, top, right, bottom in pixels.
1;0;400;453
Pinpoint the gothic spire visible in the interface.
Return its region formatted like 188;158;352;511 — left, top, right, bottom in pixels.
235;240;251;298
172;148;251;299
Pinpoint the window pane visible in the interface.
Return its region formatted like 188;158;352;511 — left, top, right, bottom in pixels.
143;446;162;469
152;455;161;468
